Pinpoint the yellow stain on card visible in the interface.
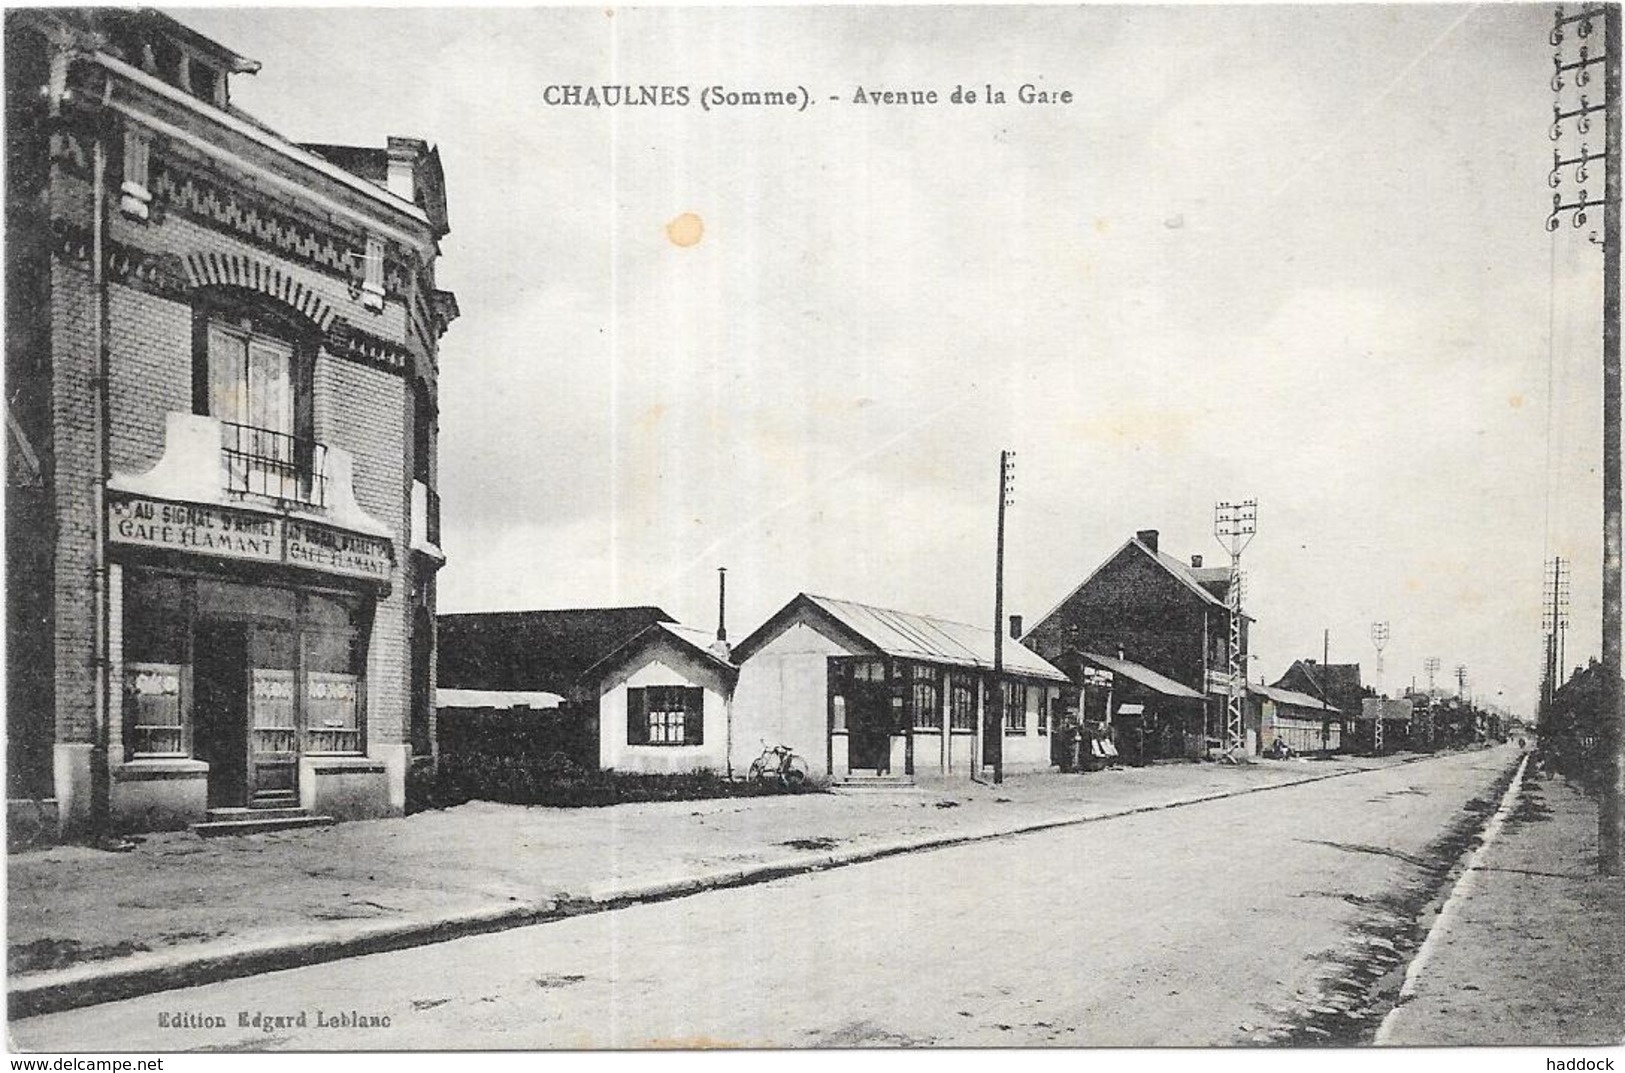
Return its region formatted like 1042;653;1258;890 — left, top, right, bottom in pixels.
666;213;704;247
637;403;667;432
1093;217;1110;235
1509;394;1524;409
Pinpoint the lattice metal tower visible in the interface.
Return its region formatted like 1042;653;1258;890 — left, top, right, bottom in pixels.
1371;622;1390;752
1543;557;1572;718
1214;499;1258;756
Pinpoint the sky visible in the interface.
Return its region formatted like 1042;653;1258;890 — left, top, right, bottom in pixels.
176;3;1612;716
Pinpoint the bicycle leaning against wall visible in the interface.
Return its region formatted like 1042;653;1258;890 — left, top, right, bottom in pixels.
747;741;810;789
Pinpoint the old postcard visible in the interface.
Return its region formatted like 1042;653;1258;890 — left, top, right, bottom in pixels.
5;2;1622;1063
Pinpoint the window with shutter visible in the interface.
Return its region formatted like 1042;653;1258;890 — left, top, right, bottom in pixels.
626;687;650;745
683;687;704;745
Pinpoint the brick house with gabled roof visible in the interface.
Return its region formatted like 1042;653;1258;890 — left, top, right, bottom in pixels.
1023;529;1252;757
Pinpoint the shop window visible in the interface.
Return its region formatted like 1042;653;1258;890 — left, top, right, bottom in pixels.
304;594;364;755
194;292;321;505
125;663;186;757
122;573;191;759
948;675;977;732
626;686;703;746
1003;681;1028;734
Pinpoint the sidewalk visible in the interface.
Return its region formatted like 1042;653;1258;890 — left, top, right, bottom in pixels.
1377;763;1625;1046
7;753;1414;1016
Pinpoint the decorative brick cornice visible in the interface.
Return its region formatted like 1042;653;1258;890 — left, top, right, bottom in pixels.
183;251;337;331
323;317;412;376
147;152;415;301
50;218;191;301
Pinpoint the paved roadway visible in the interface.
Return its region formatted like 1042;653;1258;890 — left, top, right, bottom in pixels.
11;746;1518;1050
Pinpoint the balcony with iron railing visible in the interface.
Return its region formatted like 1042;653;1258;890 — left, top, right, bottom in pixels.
109;412;400;569
220;422;329;507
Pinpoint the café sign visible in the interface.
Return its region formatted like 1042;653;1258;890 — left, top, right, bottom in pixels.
109;496;281;563
285;519;393;581
109;493;393;582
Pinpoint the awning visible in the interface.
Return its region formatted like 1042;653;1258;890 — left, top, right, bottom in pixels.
1081;653;1204;700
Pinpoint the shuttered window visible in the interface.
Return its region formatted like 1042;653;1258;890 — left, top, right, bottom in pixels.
626;686;704;746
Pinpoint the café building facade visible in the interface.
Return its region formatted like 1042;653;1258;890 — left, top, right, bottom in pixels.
5;9;456;835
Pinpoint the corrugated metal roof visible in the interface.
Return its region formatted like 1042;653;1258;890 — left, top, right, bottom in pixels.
804;595;1068;682
1080;652;1204;699
1256;684;1341;714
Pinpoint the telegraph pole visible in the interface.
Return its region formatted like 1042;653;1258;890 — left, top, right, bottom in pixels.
1549;3;1623;874
1425;656;1441;698
1214;499;1258;757
990;450;1015;785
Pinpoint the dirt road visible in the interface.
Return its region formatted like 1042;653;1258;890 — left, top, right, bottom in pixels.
10;747;1519;1049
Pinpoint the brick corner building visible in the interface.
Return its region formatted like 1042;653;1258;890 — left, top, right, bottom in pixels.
5;8;457;837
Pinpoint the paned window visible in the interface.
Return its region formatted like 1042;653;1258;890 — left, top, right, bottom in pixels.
1003;680;1028;734
627;685;704;746
906;663;941;730
949;675;978;731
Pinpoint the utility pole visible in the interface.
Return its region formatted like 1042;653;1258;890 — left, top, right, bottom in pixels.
1371;622;1390;753
1457;663;1469;701
1319;628;1332;753
990;450;1015;785
1425;655;1441;698
1214;499;1258;757
1548;3;1623;874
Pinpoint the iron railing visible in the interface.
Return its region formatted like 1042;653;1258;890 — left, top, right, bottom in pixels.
221;422;328;507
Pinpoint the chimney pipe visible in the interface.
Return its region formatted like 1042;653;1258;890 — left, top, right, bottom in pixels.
1190;554;1203;568
1009;614;1023;640
716;566;727;643
1136;529;1159;552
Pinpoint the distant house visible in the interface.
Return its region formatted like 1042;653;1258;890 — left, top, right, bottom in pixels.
1271;659;1366;752
1355;697;1414;755
730;594;1069;780
1256;686;1341;754
1024;529;1252;758
436;607;736;778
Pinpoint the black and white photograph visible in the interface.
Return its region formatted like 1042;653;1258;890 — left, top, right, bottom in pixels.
4;1;1623;1061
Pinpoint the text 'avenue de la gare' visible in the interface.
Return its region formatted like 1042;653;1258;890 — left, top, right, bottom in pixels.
541;83;1075;111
